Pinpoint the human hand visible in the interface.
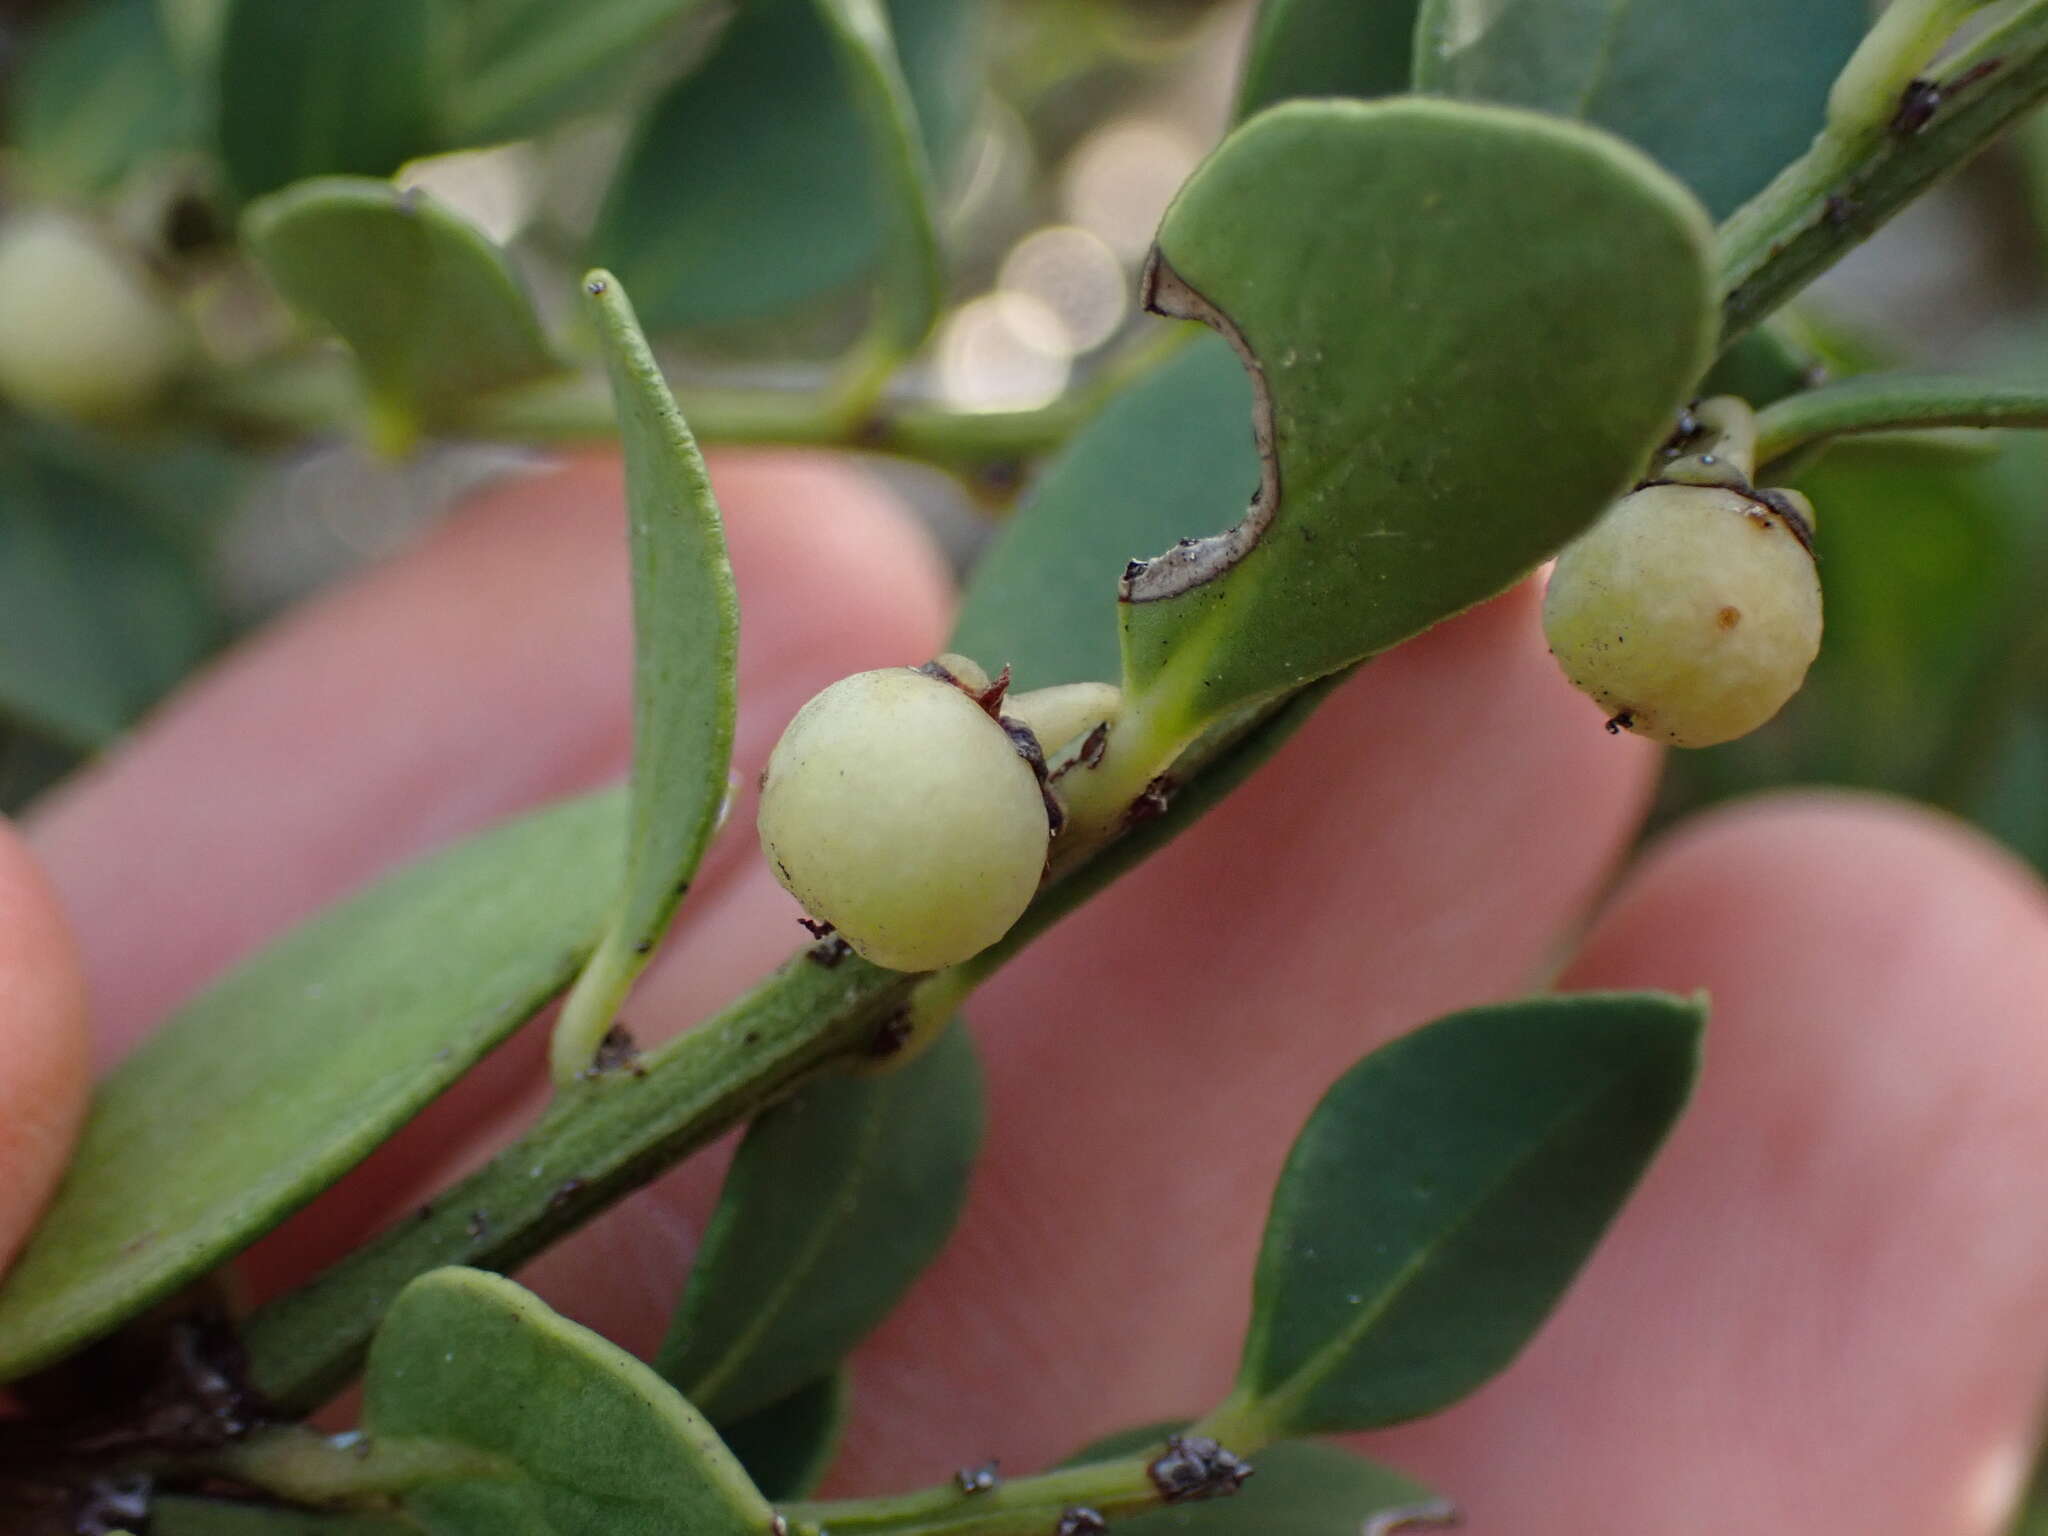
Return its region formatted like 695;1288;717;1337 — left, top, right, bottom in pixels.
6;453;2047;1533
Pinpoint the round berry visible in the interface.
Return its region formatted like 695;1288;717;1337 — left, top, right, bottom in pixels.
758;666;1051;971
0;211;188;423
1543;482;1822;748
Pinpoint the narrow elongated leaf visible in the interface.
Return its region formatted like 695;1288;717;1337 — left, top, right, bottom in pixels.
1236;0;1421;117
0;791;624;1383
367;1269;770;1536
591;0;981;331
215;0;451;200
715;1370;848;1501
949;336;1252;692
153;1499;414;1535
1120;100;1714;730
11;0;192;196
1234;993;1702;1436
0;426;220;749
449;0;710;145
1069;1427;1449;1535
549;274;738;1080
1413;0;1867;218
656;1021;983;1422
243;179;557;452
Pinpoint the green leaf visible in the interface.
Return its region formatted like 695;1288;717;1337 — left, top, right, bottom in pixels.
549;273;739;1081
1235;0;1421;118
153;1498;416;1536
1412;0;1867;219
215;0;453;201
1069;1427;1450;1535
715;1370;848;1502
950;336;1253;692
1121;100;1714;731
10;0;193;196
590;0;983;332
158;0;230;73
0;425;222;750
447;0;711;145
242;178;557;453
1229;993;1702;1437
0;791;624;1383
367;1268;771;1536
656;1021;983;1422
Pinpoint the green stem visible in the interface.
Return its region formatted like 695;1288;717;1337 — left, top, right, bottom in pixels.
240;950;913;1413
1717;0;2048;346
787;1454;1164;1536
196;325;1188;483
1753;373;2048;470
812;0;946;427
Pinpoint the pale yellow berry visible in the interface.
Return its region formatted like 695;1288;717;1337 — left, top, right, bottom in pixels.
0;211;188;423
1543;482;1822;748
758;666;1051;971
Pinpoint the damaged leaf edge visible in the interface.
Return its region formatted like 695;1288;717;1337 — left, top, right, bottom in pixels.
1120;246;1278;605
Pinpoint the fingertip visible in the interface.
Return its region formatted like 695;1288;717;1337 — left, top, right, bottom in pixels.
0;818;89;1272
1371;790;2048;1531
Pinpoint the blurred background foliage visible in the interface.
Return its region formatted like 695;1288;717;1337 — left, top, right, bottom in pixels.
0;0;2039;892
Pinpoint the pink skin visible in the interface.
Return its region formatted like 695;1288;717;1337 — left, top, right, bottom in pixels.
6;453;2048;1532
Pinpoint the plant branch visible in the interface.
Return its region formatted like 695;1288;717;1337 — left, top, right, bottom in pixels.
239;951;913;1413
191;326;1187;484
1717;0;2048;346
1753;373;2048;469
786;1453;1165;1536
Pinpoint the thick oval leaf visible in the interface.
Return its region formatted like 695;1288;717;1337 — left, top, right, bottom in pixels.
550;274;739;1080
215;0;452;201
243;179;557;452
11;0;192;196
448;0;711;145
0;425;222;750
1412;0;1866;219
1231;993;1702;1436
153;1499;413;1535
1120;100;1714;727
367;1268;770;1536
590;0;981;332
0;791;624;1383
1236;0;1420;118
1071;1428;1449;1535
656;1021;983;1422
715;1370;847;1502
949;335;1252;692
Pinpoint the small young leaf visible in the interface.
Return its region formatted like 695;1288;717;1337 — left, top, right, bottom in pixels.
0;791;624;1383
1412;0;1867;218
1235;0;1421;118
715;1370;848;1502
590;0;982;332
0;425;222;751
215;0;453;201
656;1021;983;1422
10;0;193;197
949;336;1253;693
549;273;739;1081
448;0;710;145
1121;100;1714;731
1230;993;1702;1437
1069;1427;1449;1535
367;1268;771;1536
153;1498;415;1535
242;179;557;453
